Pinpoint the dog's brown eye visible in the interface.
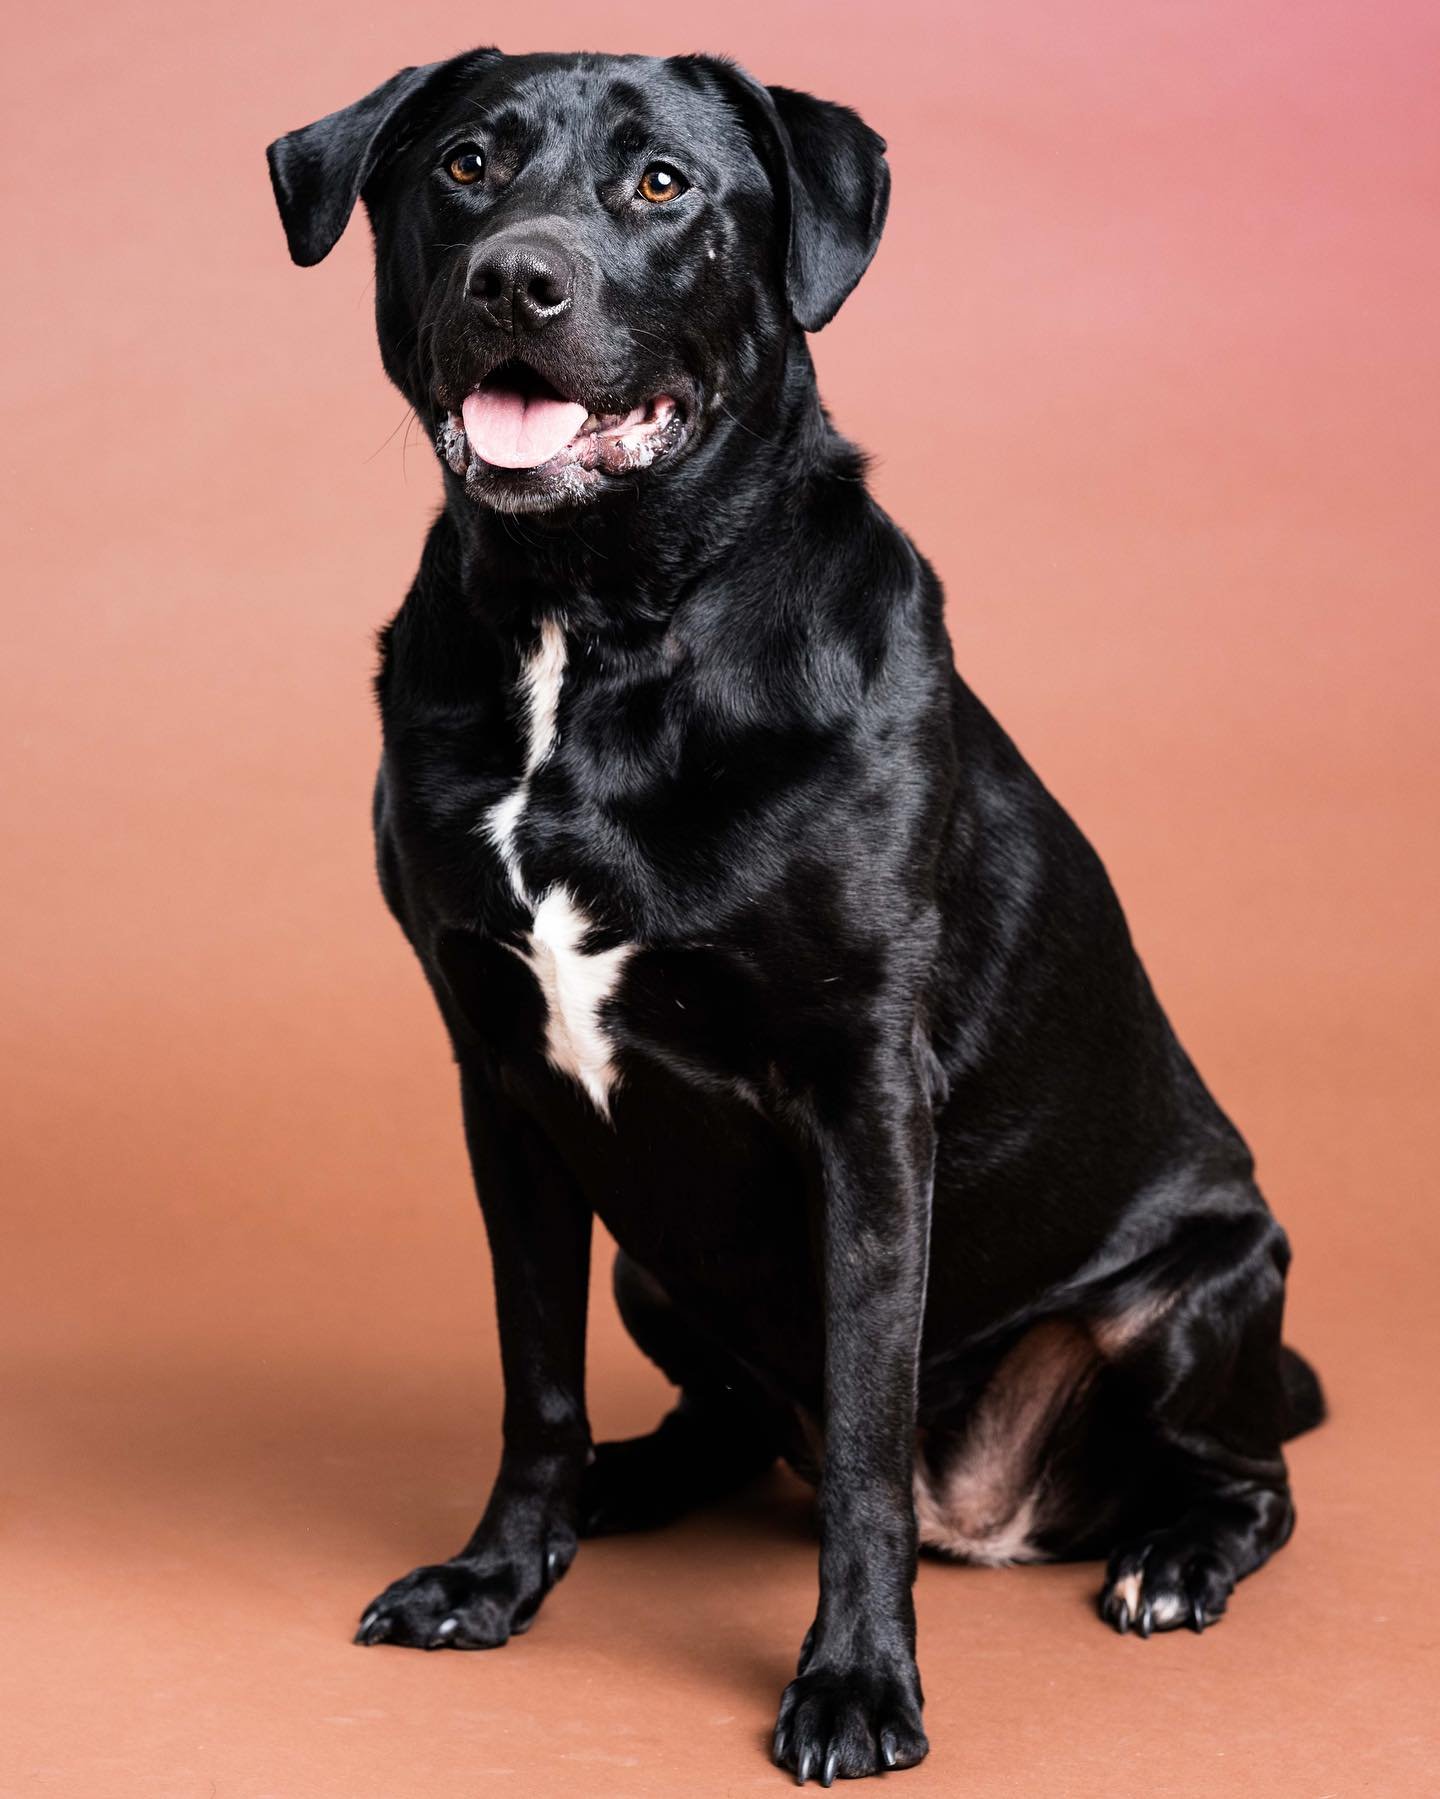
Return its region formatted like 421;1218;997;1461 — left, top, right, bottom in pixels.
447;147;485;185
637;163;688;204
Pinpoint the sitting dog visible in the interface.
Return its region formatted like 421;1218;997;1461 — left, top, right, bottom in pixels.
268;47;1323;1784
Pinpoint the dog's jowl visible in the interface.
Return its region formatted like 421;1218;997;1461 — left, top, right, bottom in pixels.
269;48;1322;1784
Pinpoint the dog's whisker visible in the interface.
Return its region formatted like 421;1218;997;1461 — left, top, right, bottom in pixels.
366;406;420;465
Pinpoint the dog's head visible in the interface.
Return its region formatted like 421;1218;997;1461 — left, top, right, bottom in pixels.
268;51;888;515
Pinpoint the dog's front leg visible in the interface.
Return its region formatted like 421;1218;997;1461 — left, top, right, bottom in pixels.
355;1064;591;1651
773;1064;933;1782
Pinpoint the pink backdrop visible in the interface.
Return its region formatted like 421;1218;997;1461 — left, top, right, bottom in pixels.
3;1;1437;1792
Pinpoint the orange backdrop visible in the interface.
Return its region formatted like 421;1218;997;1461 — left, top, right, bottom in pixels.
3;1;1437;1793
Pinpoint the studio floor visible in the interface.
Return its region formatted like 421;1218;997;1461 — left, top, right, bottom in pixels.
5;1210;1436;1797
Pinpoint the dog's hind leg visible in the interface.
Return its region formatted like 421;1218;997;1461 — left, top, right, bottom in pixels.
578;1251;784;1536
1092;1208;1308;1636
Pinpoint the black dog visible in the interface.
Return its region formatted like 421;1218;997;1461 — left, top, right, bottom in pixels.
268;48;1323;1784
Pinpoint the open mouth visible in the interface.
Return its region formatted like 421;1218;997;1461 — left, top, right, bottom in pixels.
441;363;683;484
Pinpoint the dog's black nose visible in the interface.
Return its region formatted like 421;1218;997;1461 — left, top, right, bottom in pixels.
468;237;575;334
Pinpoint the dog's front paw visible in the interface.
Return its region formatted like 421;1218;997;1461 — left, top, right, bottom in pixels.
773;1662;928;1784
354;1547;565;1651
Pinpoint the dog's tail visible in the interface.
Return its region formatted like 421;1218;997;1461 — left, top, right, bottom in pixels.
1280;1344;1326;1440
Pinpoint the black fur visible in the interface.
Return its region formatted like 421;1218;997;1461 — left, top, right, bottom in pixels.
268;48;1322;1784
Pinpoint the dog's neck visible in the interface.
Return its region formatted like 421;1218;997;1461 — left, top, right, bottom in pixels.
434;334;851;648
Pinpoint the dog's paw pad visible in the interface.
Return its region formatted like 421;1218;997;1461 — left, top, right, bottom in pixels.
1099;1535;1234;1638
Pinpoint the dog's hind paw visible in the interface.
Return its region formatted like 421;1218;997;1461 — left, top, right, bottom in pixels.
578;1407;777;1537
577;1432;699;1536
1099;1533;1236;1638
773;1663;928;1784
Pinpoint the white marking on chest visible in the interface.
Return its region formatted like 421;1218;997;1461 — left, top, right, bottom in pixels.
527;886;632;1113
485;617;568;905
482;619;633;1117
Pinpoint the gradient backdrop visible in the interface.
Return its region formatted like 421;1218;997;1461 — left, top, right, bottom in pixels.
3;1;1437;1793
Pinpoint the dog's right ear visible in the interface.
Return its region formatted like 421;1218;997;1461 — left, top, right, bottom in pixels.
266;53;499;267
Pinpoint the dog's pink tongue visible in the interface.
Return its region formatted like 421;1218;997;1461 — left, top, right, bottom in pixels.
461;386;588;469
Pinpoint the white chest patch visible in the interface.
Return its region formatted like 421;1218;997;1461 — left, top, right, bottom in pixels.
481;619;634;1117
484;616;567;902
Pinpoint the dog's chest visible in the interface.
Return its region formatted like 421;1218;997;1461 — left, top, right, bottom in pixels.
393;616;845;1127
481;618;632;1114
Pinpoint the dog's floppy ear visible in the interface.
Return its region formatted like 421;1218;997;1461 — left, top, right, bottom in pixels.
766;83;891;330
703;62;890;332
266;52;499;267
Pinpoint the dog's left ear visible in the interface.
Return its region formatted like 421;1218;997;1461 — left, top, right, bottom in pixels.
267;51;500;267
767;83;891;331
699;61;890;332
